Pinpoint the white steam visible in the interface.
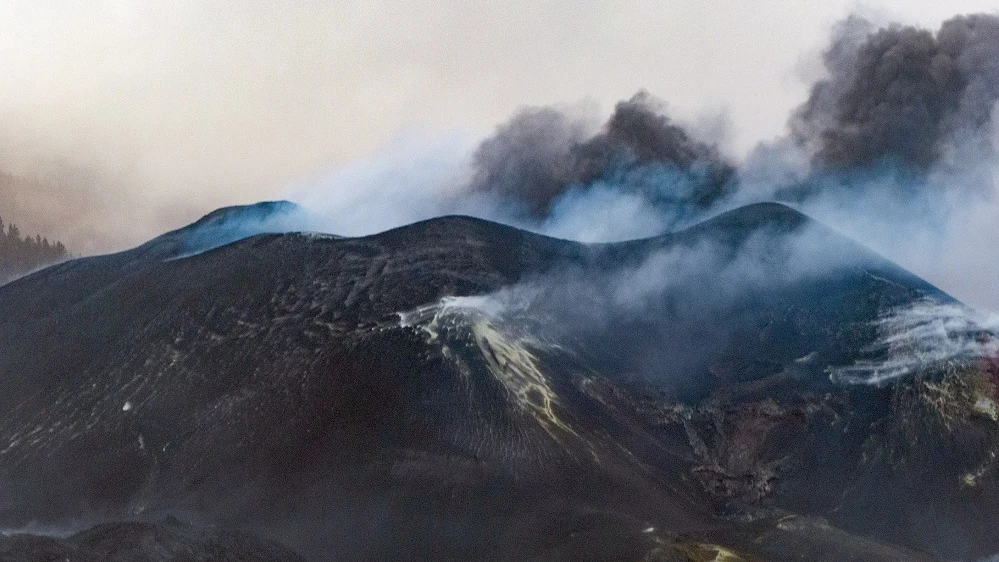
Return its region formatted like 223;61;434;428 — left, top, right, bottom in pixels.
830;299;999;386
285;130;478;237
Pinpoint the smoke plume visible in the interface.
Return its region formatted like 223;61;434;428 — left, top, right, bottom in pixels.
468;92;735;223
789;13;999;187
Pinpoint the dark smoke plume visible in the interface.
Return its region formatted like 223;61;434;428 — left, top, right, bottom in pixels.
791;14;999;181
466;106;590;215
469;91;735;219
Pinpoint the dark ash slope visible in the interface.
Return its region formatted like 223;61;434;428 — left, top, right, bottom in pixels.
0;202;993;561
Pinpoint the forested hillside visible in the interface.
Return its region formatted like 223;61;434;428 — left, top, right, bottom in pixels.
0;215;67;282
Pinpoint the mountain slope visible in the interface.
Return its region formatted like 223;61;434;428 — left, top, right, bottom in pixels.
0;202;993;561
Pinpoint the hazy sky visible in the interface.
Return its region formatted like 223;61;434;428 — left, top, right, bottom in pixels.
0;0;997;252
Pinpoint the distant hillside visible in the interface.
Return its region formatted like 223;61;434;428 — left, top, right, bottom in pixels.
0;214;68;282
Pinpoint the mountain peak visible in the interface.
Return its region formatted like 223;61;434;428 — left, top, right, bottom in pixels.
185;200;301;230
151;200;306;258
687;201;811;236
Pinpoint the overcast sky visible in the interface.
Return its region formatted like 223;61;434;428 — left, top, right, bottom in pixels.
0;0;997;252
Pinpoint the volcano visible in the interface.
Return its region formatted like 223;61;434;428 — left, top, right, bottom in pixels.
0;202;995;561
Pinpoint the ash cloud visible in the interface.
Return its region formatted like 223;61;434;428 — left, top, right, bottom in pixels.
467;92;736;225
465;106;593;216
788;13;999;186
